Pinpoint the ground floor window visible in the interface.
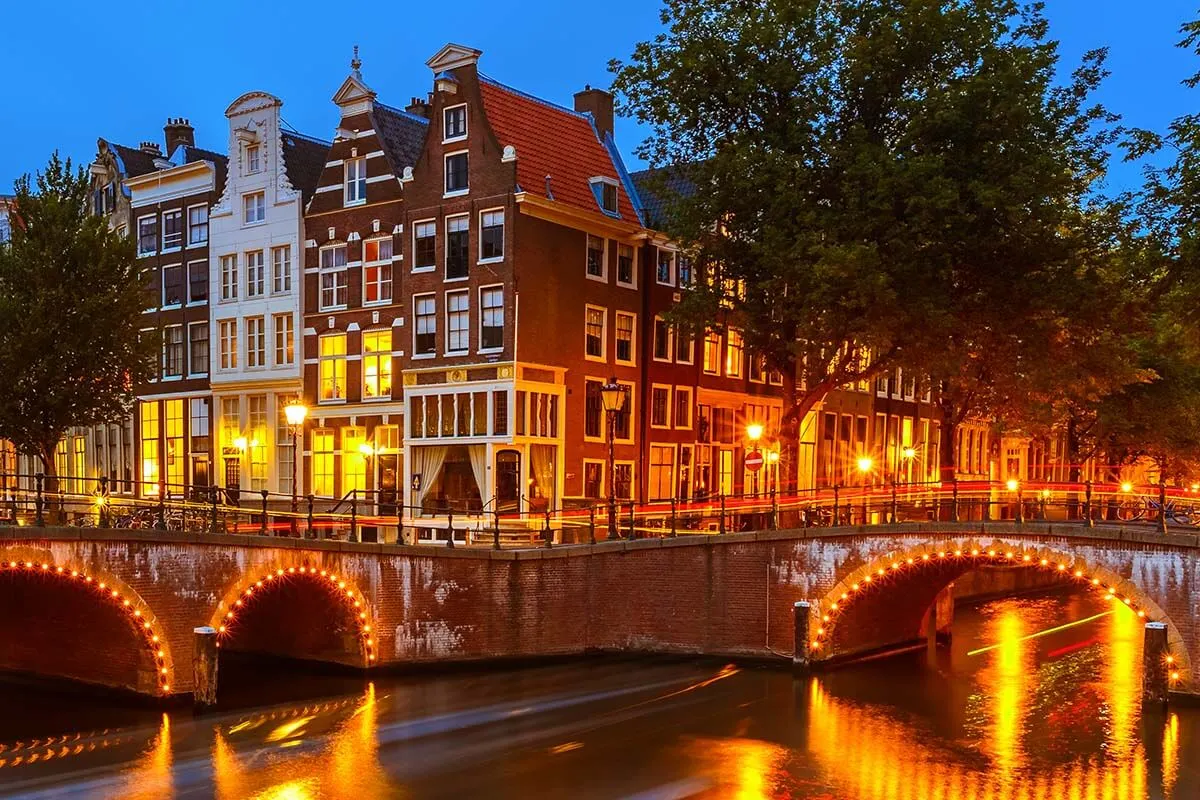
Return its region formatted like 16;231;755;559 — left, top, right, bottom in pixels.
648;445;675;501
413;444;487;514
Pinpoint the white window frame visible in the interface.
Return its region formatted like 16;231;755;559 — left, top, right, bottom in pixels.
245;316;266;369
478;284;504;354
162;324;185;379
614;310;636;367
614;460;636;499
318;244;348;311
243;192;265;225
589;176;620;216
445;213;470;282
245;143;261;175
218;319;238;370
656;247;676;287
652;316;674;363
478;207;504;264
160;262;183;309
443;103;468;143
272;245;292;294
318;333;347;404
443;149;469;197
650;384;672;430
344;157;367;206
585;234;607;283
584;304;607;363
245;250;265;298
674;386;694;430
273;313;294;366
725;329;744;379
161;209;183;252
363;237;393;305
219;254;238;302
675;328;695;365
614;382;635;445
186;204;208;246
136;214;157;257
582;458;607;499
413;292;437;359
361;329;393;401
445;289;470;356
187;321;209;378
412;219;437;273
616;242;637;289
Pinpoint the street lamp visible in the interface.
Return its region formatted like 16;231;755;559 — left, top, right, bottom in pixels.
599;377;626;540
284;401;308;535
746;423;764;496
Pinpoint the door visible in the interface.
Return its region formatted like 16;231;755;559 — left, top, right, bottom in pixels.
224;459;241;504
378;454;398;516
191;456;210;502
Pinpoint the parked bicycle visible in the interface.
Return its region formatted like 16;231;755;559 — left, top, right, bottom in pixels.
1113;495;1198;526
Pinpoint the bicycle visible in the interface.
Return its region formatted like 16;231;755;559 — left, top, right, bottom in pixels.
1113;495;1197;526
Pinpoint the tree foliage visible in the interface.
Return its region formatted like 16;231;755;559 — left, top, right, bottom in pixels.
613;0;1131;483
0;153;153;485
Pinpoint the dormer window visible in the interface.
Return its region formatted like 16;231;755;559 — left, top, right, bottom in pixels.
443;104;467;142
345;158;367;205
245;144;261;174
589;177;620;216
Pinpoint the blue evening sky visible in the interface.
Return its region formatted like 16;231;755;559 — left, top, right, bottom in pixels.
0;1;1194;195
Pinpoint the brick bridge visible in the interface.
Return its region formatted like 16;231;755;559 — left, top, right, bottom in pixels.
0;522;1195;700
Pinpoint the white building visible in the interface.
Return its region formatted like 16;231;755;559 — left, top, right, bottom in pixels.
208;92;329;502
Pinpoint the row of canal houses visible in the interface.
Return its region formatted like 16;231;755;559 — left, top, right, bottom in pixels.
10;43;1031;540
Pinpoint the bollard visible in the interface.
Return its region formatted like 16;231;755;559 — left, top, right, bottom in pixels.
446;512;455;548
793;601;812;672
157;481;167;530
98;476;110;528
494;507;503;550
193;626;219;709
306;494;315;539
890;480;898;525
260;490;269;536
951;478;960;523
719;494;727;535
1084;480;1094;527
670;497;677;538
627;501;635;540
543;509;553;548
34;472;45;527
349;491;358;543
832;486;840;526
771;487;778;530
1142;622;1170;708
1015;486;1024;525
588;505;596;546
210;486;220;534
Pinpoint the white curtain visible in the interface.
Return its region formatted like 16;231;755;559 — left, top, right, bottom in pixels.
411;445;449;510
529;444;556;509
468;445;489;508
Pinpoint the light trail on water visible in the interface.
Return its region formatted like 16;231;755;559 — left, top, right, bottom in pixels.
967;610;1115;657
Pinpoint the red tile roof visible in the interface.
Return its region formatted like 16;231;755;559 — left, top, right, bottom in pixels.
479;77;640;223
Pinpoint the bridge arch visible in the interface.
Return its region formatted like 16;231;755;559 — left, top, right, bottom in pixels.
809;538;1190;691
208;564;376;667
0;549;175;695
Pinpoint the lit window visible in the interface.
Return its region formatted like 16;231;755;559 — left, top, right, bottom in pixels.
188;205;208;245
444;104;467;140
414;221;436;270
364;238;393;304
362;330;392;399
586;235;606;279
246;317;265;368
312;429;335;496
703;332;721;375
585;306;605;360
243;192;265;224
245;250;265;297
414;294;436;355
319;245;348;309
273;313;294;366
446;216;469;279
345;158;366;205
480;210;504;261
247;395;268;490
272;245;291;293
342;427;366;494
445;152;469;194
480;286;504;350
446;290;469;353
319;333;347;402
162;210;182;250
648;445;675;501
725;330;744;377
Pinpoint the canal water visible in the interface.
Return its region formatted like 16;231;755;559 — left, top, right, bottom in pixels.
0;587;1196;799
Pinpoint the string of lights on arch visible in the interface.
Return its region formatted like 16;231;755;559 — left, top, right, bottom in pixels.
808;543;1184;688
215;566;376;665
1;559;173;694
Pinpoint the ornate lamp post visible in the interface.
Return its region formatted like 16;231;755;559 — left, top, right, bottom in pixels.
284;401;308;536
599;377;627;540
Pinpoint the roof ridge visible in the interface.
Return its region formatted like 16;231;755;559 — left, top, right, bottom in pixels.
375;101;431;126
280;128;333;147
478;73;590;121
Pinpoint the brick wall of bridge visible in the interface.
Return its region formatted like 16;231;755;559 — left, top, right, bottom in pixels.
0;523;1195;699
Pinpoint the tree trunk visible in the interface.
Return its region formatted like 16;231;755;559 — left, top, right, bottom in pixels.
37;440;62;524
938;404;958;483
1066;415;1082;520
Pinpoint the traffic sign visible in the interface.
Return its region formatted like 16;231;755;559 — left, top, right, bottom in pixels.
745;449;764;472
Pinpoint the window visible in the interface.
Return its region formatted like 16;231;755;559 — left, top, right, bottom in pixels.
445;151;469;194
444;104;467;140
137;216;157;256
413;221;436;270
247;395;268;490
678;255;693;287
319;245;348;309
188;205;208;245
162;210;182;250
676;329;694;364
191;397;210;456
246;317;265;368
674;387;693;429
243;192;265;224
583;461;604;499
276;396;294;495
653;317;673;362
584;379;603;439
245;250;265;297
312;429;335;497
342;427;367;494
220;255;237;300
648;445;675;501
189;323;209;376
613;382;633;442
446;290;469;353
319;333;347;402
703;331;721;375
749;352;767;383
446;215;469;279
480;286;504;351
162;264;183;307
362;330;392;399
163;326;184;377
364;238;393;304
245;143;261;174
140;402;160;491
586;235;606;280
414;294;436;355
218;319;237;370
187;260;207;303
651;386;671;428
614;462;634;500
345;158;366;205
617;244;635;287
600;182;618;214
615;312;635;365
272;245;291;293
585;306;606;360
480;210;504;261
657;249;675;285
273;313;294;366
725;330;744;377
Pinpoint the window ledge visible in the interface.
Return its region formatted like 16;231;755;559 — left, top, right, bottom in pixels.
319;305;348;313
411;353;436;360
412;267;436;274
615;359;636;368
318;399;348;406
443;350;470;358
443;189;470;199
477;347;504;356
161;304;183;312
444;275;469;283
344;198;367;208
160;375;183;382
616;280;637;290
585;272;608;284
584;355;607;364
477;257;504;266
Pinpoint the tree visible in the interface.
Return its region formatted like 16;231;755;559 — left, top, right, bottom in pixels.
613;0;1121;488
0;153;153;495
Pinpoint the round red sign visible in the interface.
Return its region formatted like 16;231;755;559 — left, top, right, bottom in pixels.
745;449;764;472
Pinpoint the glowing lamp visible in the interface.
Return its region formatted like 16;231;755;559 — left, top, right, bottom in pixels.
901;447;916;460
746;423;765;442
1006;479;1019;492
358;442;377;457
599;377;626;413
856;457;874;474
233;436;249;453
284;401;309;428
1120;481;1133;493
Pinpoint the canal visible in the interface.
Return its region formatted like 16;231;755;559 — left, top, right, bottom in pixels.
0;587;1196;799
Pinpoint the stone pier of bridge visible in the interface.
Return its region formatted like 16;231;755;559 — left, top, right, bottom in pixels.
0;522;1194;702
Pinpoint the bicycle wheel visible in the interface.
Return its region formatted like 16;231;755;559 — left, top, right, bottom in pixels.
1168;503;1194;526
1114;498;1145;522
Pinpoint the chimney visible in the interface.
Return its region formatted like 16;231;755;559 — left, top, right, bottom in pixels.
139;141;162;156
164;118;195;154
405;96;431;119
574;85;614;141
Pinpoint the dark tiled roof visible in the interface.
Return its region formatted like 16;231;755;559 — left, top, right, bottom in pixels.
110;143;160;178
630;166;695;230
478;76;640;222
280;131;331;204
178;145;229;197
371;103;429;175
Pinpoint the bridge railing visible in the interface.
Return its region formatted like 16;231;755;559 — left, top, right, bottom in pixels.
0;472;1196;547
